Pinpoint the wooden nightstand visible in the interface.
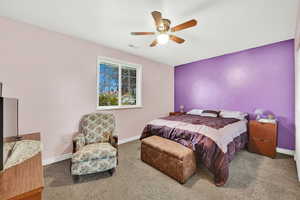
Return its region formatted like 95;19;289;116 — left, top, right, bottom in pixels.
169;112;186;116
248;120;278;158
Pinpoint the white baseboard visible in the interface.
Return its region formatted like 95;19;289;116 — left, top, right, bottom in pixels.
42;135;140;166
118;135;140;144
42;153;72;166
276;147;295;156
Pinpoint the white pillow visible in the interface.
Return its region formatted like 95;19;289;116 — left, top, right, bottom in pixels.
200;113;218;117
220;110;247;120
187;109;203;115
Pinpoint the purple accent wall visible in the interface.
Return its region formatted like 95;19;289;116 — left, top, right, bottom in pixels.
175;40;295;150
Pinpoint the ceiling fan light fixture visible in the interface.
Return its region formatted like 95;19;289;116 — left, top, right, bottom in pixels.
157;33;169;45
131;11;197;47
158;25;165;31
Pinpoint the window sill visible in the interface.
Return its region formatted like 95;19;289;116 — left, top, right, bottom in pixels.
96;105;143;111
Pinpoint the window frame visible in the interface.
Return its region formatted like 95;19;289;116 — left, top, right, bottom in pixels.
97;57;142;110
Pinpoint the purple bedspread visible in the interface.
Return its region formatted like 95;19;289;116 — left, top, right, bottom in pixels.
140;114;248;186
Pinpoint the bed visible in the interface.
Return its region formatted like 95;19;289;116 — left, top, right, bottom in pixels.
140;113;248;186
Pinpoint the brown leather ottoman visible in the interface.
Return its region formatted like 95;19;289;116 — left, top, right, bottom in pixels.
141;136;196;184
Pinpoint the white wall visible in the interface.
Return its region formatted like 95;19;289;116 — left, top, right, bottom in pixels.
295;51;300;181
295;2;300;181
0;17;174;163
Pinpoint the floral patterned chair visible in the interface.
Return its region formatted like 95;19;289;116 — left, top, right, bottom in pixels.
71;113;118;178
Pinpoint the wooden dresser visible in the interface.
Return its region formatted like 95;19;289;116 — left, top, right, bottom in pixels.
0;133;44;200
248;120;277;158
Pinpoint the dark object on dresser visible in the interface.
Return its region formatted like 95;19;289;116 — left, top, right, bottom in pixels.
141;136;196;184
248;120;277;158
0;96;19;172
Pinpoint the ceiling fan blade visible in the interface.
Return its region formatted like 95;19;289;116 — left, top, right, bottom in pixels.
151;11;162;27
170;35;185;44
131;32;155;35
150;39;158;47
171;19;197;32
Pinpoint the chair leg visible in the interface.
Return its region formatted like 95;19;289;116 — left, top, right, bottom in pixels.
72;175;80;182
70;161;80;182
70;160;72;174
108;168;115;176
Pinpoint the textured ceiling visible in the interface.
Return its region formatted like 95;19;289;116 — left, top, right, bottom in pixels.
0;0;298;66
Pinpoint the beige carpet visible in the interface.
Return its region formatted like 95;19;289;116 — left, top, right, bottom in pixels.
44;140;300;200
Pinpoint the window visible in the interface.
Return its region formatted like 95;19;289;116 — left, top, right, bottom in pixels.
97;57;142;110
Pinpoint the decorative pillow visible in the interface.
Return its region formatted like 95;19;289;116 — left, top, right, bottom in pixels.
186;109;203;115
219;110;247;120
200;110;220;117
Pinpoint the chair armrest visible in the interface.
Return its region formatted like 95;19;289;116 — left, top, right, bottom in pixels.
73;132;85;153
109;135;118;149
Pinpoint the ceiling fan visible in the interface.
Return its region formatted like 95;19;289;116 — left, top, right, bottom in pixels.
131;11;197;47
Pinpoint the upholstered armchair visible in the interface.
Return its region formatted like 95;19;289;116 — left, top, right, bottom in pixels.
71;113;118;177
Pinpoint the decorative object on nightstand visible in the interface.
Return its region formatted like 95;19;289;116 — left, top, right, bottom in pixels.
169;112;186;116
254;108;277;124
254;108;264;120
267;114;275;119
248;120;278;158
179;105;185;113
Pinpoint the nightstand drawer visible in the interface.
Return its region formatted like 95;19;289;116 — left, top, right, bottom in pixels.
249;122;276;140
249;138;276;158
251;136;274;144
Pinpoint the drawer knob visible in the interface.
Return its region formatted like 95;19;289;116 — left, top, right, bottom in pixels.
253;137;269;143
